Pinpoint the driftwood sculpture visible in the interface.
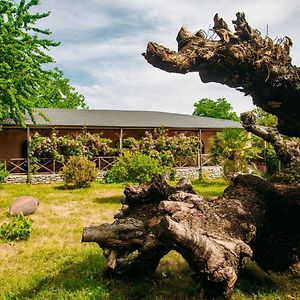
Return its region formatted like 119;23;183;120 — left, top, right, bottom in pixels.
82;174;300;298
143;12;300;138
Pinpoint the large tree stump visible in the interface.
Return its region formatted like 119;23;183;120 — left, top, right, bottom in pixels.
82;174;300;298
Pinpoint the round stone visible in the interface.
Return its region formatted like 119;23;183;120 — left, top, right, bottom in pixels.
9;196;39;216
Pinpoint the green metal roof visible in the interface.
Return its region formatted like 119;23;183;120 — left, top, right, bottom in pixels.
4;108;242;129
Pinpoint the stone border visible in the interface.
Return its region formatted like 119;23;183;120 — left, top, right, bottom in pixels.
4;167;223;184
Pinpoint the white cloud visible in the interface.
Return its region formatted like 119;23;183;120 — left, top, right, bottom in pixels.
37;0;300;115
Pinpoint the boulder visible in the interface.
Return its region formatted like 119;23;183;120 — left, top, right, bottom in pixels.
9;196;39;216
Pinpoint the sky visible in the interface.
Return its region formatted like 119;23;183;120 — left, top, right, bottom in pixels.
35;0;300;116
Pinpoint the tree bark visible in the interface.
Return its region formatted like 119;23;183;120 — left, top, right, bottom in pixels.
82;174;300;298
240;111;300;167
143;12;300;137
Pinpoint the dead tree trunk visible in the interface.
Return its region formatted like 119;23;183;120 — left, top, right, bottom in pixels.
82;174;300;298
143;13;300;137
241;111;300;167
241;111;300;183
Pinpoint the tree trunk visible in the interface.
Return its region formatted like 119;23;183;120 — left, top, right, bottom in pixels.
82;174;300;298
241;111;300;183
143;13;300;138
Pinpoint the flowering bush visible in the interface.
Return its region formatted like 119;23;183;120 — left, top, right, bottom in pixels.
123;128;199;167
30;130;116;172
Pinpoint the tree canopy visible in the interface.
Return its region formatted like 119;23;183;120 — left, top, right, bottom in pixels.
0;0;86;126
193;98;239;121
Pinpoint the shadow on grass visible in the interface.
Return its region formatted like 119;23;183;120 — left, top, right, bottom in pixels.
7;254;295;300
8;253;197;300
54;185;86;191
93;195;123;205
9;253;112;299
235;260;278;295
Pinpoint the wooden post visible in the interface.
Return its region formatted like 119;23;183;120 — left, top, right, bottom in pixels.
119;128;123;153
198;129;203;179
27;126;31;184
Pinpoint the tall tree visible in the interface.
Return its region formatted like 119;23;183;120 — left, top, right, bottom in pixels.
193;98;239;120
33;68;86;109
0;0;86;126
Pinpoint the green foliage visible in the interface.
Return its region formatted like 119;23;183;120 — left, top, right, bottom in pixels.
265;146;279;174
212;129;261;178
123;128;199;167
0;213;33;241
33;68;87;109
270;167;300;184
61;156;98;188
0;0;86;126
30;130;115;171
105;151;167;184
0;162;8;182
252;108;278;127
193;98;239;121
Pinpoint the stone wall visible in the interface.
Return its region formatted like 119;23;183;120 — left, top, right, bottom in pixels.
175;166;223;180
4;167;223;184
5;174;62;184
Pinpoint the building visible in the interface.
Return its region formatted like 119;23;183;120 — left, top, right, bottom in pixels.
0;108;242;175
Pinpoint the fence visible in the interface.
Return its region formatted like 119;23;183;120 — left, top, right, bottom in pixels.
1;156;116;175
1;154;216;175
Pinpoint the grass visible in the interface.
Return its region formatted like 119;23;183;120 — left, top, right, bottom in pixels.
0;179;299;300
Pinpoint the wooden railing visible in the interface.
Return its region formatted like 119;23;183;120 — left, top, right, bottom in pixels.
202;154;215;166
174;154;216;168
2;154;215;175
1;156;117;175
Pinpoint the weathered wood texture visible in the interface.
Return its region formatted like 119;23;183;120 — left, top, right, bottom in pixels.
143;13;300;137
241;111;300;173
82;175;300;298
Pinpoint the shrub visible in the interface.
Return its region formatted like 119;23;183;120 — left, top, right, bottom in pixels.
265;146;279;174
0;162;9;183
61;156;98;188
270;166;300;184
0;214;33;241
105;151;167;184
211;128;261;179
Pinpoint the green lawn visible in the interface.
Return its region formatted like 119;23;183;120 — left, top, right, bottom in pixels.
0;180;299;300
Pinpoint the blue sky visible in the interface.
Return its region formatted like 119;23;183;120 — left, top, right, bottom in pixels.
36;0;300;115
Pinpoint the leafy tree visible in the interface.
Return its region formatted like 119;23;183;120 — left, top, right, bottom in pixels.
33;68;86;109
193;98;239;121
0;0;85;126
212;128;261;179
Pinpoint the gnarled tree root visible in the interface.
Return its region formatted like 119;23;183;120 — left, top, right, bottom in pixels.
82;174;300;298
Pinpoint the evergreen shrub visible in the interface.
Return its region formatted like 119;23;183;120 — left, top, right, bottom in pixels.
61;156;98;188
